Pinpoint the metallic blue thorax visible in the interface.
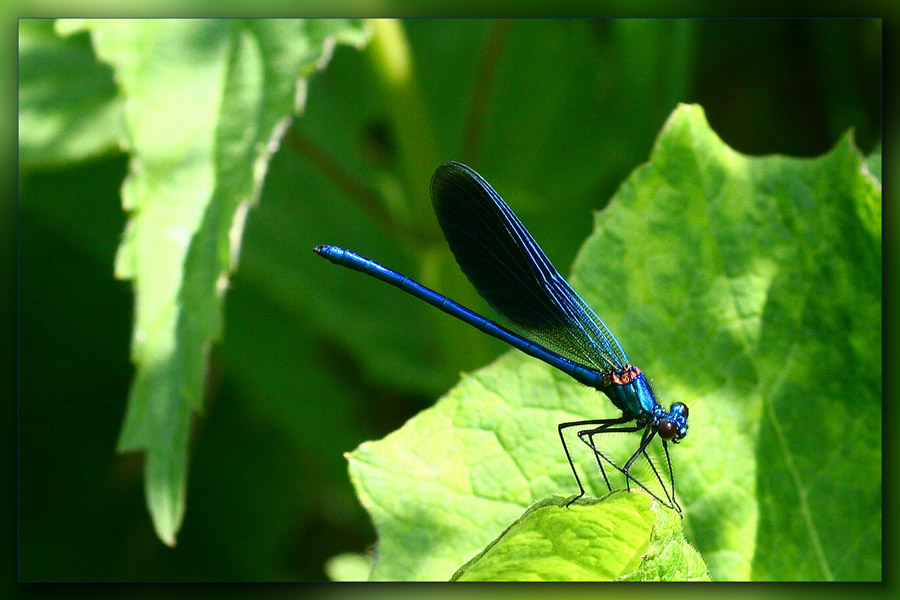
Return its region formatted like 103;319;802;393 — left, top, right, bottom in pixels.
601;365;658;420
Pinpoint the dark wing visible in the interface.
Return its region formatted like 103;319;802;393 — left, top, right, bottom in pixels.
430;161;629;372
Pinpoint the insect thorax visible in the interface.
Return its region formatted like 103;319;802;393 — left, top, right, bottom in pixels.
601;365;657;420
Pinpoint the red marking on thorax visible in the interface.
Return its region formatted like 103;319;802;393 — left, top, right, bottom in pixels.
603;364;641;387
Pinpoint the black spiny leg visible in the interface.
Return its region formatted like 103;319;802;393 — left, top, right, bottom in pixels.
572;421;683;515
558;415;633;507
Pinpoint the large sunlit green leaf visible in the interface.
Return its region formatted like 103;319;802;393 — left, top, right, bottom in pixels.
346;104;881;581
452;493;707;581
18;20;123;167
71;18;368;546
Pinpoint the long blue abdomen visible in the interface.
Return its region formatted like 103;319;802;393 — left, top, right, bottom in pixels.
314;245;607;391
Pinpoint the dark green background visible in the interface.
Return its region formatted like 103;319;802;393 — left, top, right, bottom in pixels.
19;19;880;580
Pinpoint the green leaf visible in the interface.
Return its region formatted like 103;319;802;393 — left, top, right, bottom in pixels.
349;350;706;581
589;105;880;581
77;18;368;546
17;19;123;167
346;104;881;581
451;493;707;581
866;141;881;184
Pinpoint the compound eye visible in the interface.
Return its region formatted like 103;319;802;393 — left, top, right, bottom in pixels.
657;420;677;440
671;402;689;418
